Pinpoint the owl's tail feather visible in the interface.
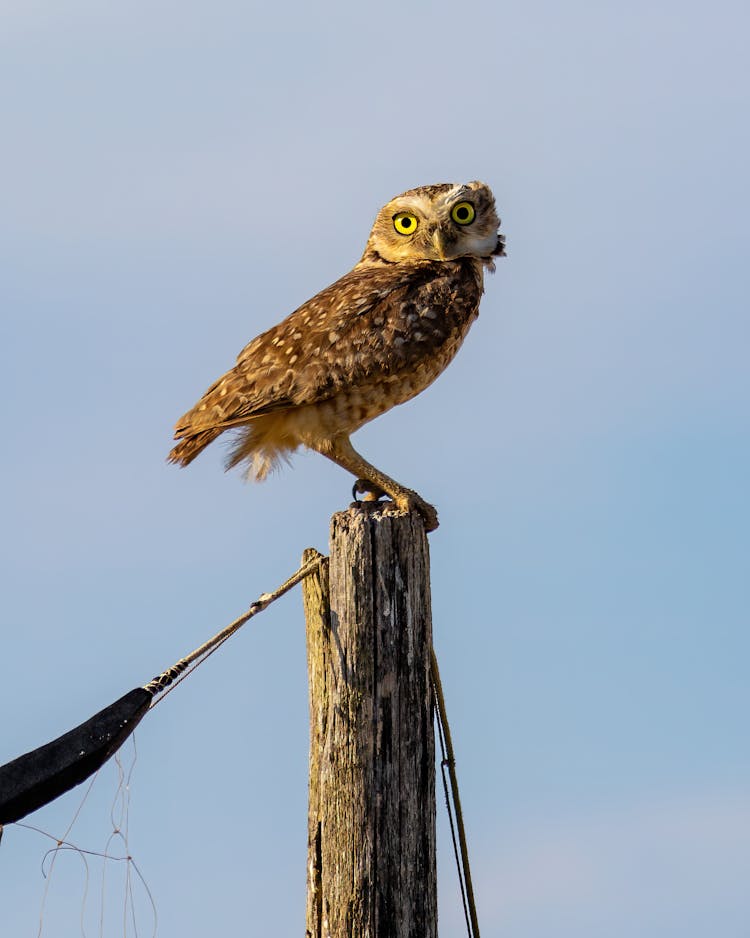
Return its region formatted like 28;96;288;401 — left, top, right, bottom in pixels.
224;423;293;482
167;428;223;467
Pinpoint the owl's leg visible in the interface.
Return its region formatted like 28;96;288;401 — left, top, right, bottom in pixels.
313;436;439;532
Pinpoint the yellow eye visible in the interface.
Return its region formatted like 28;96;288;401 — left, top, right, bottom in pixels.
393;212;419;235
451;201;476;225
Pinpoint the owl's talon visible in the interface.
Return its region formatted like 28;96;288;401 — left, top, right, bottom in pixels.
349;480;438;531
394;493;439;533
352;479;388;503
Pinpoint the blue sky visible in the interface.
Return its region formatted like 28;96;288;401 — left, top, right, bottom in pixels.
1;1;748;935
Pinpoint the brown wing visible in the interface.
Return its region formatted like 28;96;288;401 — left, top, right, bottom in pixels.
172;258;482;439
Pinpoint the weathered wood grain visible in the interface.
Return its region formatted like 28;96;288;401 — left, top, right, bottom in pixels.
303;507;436;938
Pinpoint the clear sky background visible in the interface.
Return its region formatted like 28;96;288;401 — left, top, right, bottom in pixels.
1;2;748;935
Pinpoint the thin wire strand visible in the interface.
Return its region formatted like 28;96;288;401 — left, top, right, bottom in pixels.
36;773;99;938
100;751;128;938
16;734;155;938
18;817;157;938
435;700;471;934
121;740;139;938
435;691;472;936
431;647;481;938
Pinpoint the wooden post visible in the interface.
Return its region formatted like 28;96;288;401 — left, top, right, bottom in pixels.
303;507;437;938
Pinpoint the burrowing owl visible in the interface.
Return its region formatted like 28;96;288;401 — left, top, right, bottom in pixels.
169;181;505;531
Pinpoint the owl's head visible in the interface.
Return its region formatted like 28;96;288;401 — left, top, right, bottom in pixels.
361;181;505;267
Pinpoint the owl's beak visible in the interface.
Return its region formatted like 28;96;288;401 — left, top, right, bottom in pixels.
431;229;449;260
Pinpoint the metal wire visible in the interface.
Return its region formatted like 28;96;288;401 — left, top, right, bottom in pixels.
431;648;481;938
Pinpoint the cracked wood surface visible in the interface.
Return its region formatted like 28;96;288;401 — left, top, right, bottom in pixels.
303;507;436;938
